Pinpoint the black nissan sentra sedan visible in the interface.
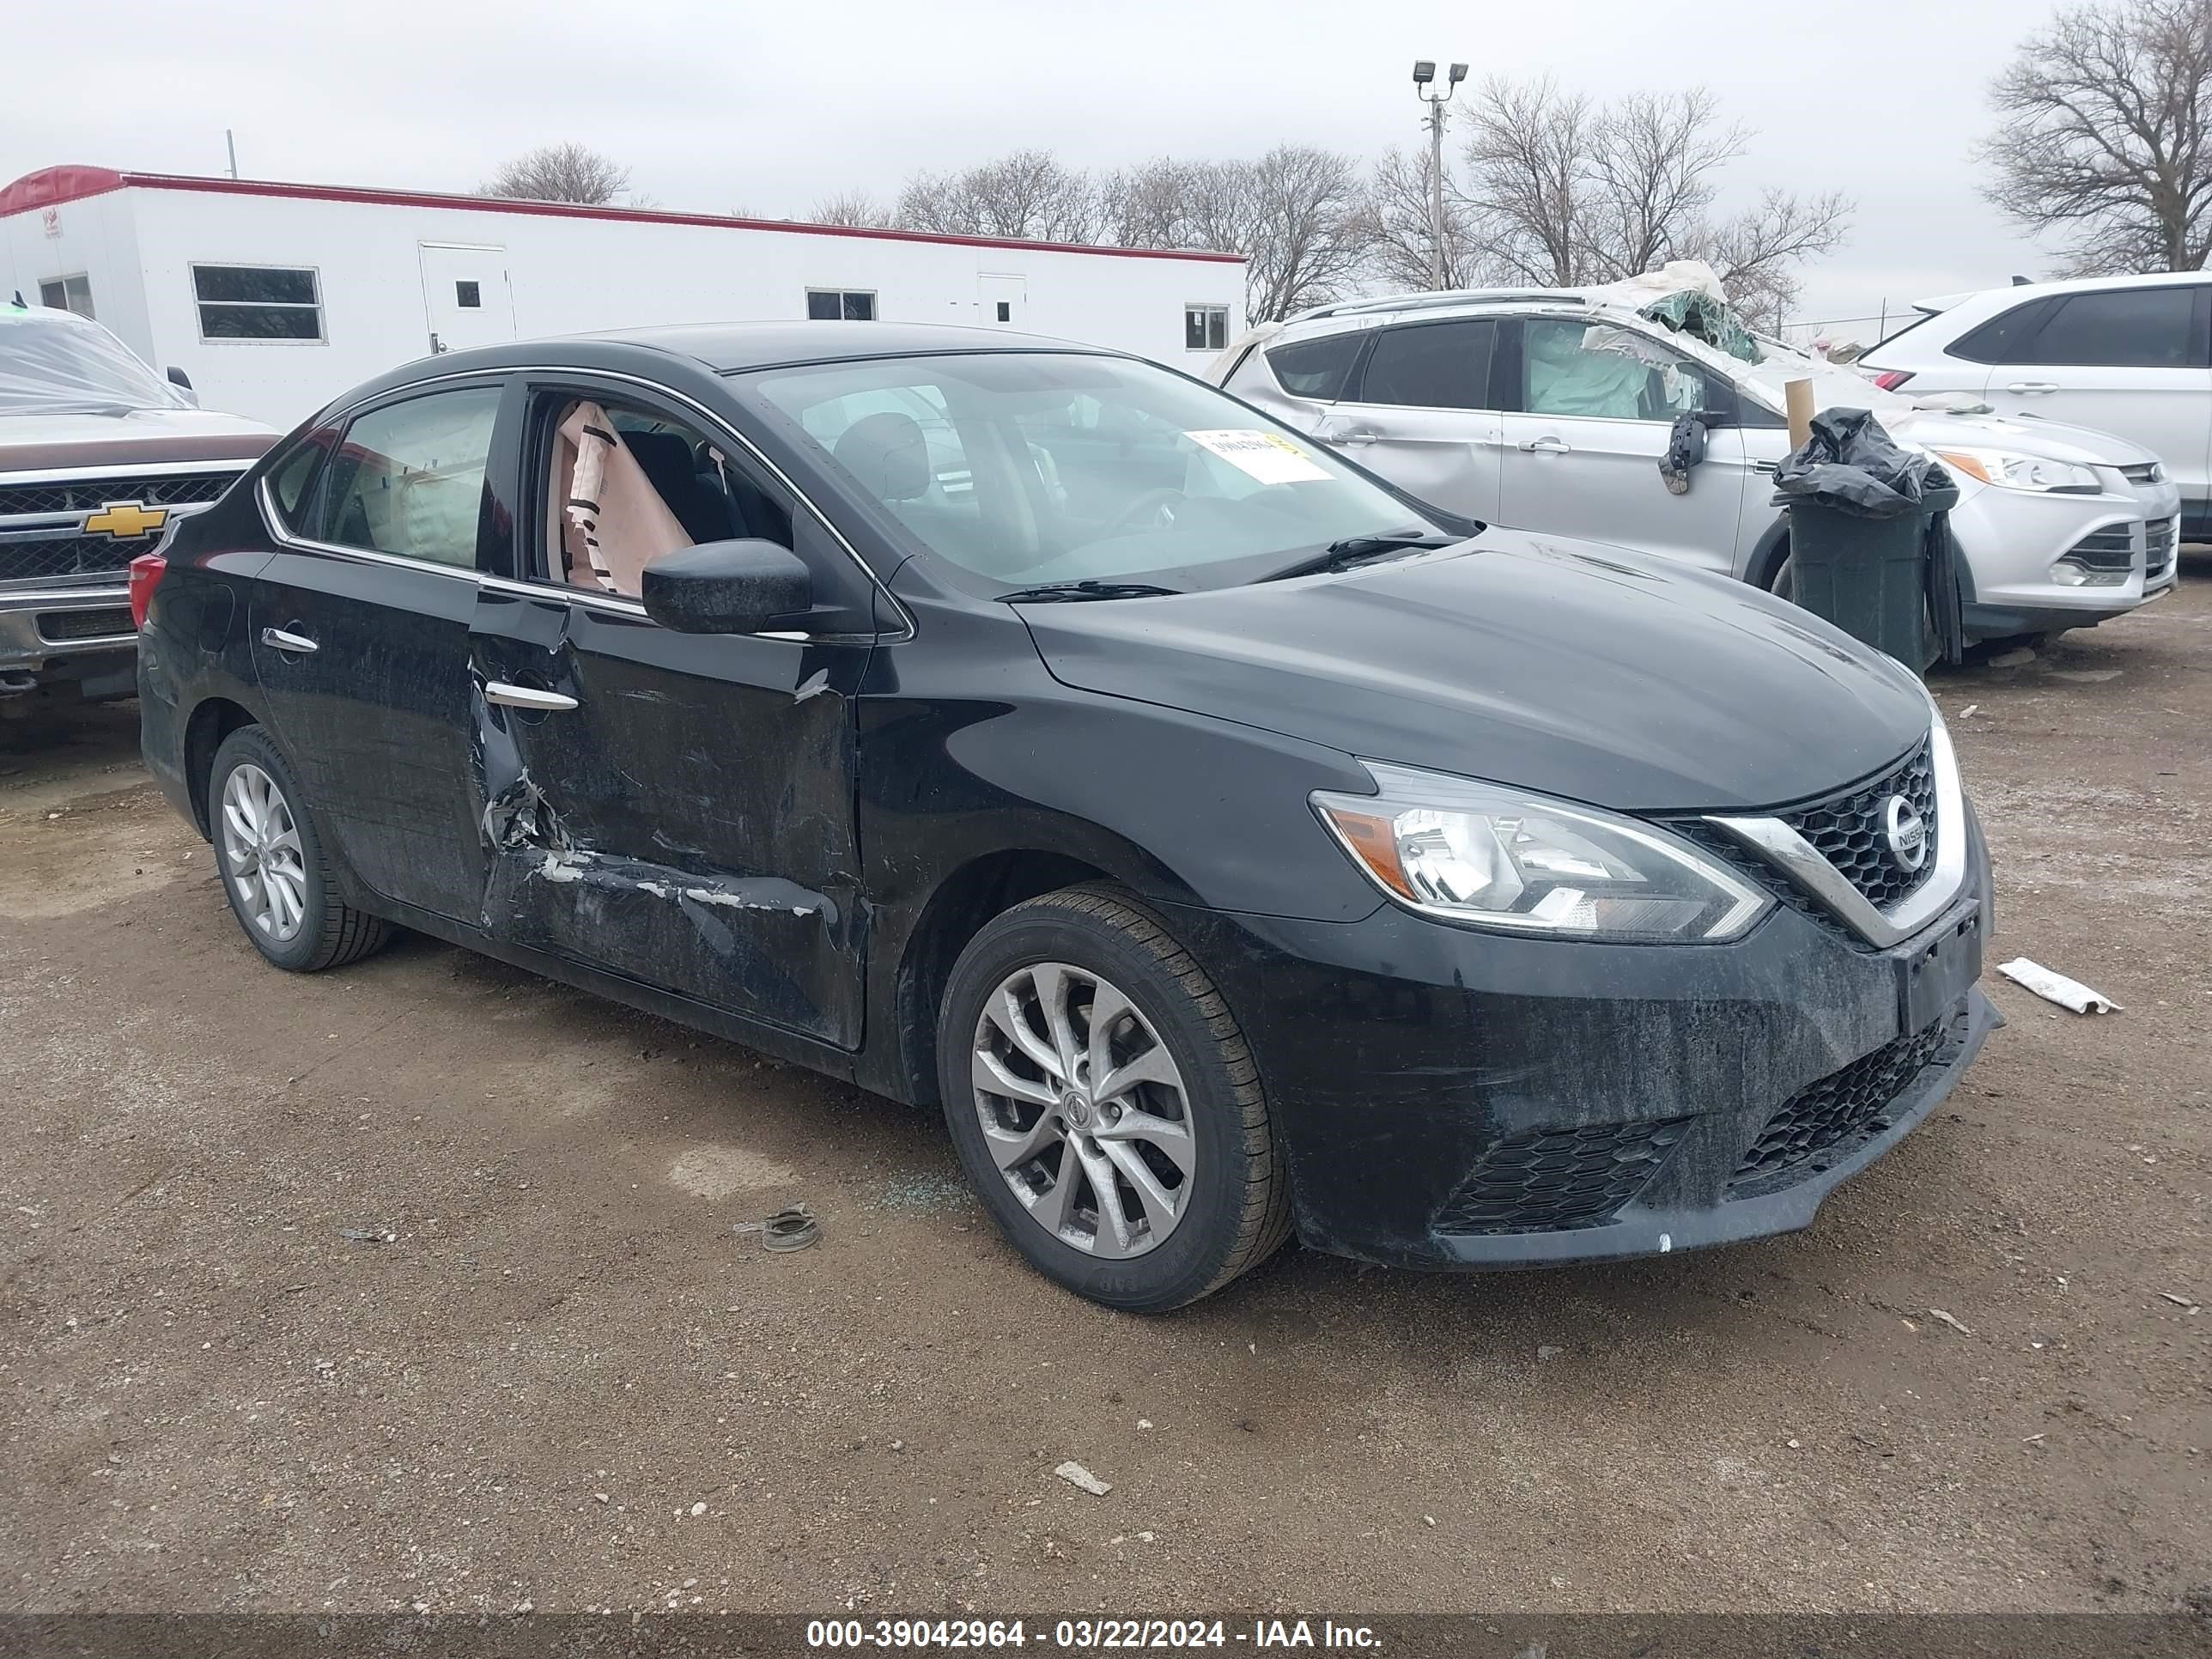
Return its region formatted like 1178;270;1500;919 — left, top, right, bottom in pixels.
135;322;1996;1310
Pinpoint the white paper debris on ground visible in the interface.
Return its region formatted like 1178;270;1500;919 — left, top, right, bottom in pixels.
1929;1309;1973;1335
1054;1461;1110;1496
1997;958;2121;1015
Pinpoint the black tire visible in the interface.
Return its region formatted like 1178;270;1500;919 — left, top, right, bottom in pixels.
1764;549;1799;603
938;884;1292;1311
209;726;391;973
1961;631;2048;664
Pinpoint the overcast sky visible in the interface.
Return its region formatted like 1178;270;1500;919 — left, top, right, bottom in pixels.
8;0;2061;331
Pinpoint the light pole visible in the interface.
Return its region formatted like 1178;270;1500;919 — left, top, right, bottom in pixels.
1412;59;1468;292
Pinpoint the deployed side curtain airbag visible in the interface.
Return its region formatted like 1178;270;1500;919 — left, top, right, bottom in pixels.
1524;323;1654;419
551;402;695;596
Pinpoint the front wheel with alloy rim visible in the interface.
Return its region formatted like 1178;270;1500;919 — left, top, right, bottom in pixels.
210;726;391;973
939;884;1291;1310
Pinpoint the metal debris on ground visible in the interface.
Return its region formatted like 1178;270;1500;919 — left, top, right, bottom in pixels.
1054;1462;1111;1496
762;1206;820;1253
1929;1309;1973;1335
1997;958;2121;1015
730;1204;820;1254
338;1227;396;1244
2156;1291;2199;1311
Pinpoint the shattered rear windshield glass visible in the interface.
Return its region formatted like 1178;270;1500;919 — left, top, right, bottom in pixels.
0;307;190;416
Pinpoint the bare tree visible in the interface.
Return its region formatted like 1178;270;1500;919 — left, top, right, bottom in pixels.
479;143;634;206
1577;91;1747;279
1364;146;1478;291
1198;146;1370;321
809;189;894;228
1455;76;1850;313
1460;76;1595;287
1982;0;2212;273
1700;188;1858;330
1097;160;1201;249
894;149;1100;243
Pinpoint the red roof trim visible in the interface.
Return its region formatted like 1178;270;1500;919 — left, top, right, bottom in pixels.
0;165;128;217
0;166;1246;264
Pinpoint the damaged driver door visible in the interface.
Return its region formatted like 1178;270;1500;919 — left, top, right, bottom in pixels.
468;381;878;1051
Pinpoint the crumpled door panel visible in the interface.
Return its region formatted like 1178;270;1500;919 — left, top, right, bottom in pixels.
467;587;868;1049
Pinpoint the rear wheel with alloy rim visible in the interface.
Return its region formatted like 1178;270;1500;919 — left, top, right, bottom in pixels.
939;885;1291;1310
210;726;391;973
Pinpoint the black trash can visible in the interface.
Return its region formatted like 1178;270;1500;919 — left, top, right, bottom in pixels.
1772;409;1961;670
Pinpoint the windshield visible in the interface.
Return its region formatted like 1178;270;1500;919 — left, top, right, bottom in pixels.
0;307;190;416
744;351;1446;591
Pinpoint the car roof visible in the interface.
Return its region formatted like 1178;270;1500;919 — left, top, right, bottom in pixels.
592;319;1096;372
313;319;1129;422
3;301;99;326
1292;288;1589;324
1918;269;2209;313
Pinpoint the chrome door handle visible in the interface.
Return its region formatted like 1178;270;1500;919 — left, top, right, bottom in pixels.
1319;424;1377;447
2005;381;2059;394
484;682;578;712
259;626;318;653
1518;435;1571;453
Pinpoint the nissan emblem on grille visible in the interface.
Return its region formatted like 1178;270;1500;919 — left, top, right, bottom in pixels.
1883;795;1927;872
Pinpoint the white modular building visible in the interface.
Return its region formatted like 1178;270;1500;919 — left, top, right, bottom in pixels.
2;166;1247;428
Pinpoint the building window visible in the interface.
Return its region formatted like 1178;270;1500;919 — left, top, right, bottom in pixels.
192;264;325;341
454;280;482;309
1185;304;1230;352
806;289;877;321
38;273;94;319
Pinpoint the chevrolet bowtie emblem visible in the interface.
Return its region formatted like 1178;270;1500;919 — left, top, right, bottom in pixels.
82;501;168;539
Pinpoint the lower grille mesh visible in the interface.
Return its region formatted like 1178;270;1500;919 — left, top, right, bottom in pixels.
1433;1118;1691;1235
36;606;136;643
1729;1020;1948;1195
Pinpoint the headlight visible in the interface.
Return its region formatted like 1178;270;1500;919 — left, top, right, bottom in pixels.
1312;763;1772;942
1932;447;2100;495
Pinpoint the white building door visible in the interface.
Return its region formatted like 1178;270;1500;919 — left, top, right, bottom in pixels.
979;273;1026;329
418;243;514;356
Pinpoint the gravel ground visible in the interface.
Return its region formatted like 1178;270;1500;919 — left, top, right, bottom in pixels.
1;572;2206;1620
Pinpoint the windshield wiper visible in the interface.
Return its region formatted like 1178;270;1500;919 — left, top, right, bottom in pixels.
996;580;1182;603
1257;529;1464;584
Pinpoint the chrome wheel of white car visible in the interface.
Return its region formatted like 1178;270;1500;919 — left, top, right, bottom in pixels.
221;761;307;942
972;959;1197;1259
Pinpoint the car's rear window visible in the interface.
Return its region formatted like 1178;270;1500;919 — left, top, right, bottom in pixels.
1266;331;1366;401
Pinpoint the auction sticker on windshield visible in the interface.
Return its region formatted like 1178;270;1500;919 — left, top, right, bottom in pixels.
1188;429;1331;485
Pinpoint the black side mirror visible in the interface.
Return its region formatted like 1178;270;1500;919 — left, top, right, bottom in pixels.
641;538;813;635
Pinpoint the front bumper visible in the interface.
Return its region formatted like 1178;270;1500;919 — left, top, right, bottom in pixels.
1948;472;2180;636
0;583;137;695
1163;824;1996;1270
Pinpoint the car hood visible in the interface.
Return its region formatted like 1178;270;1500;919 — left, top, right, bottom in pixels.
1020;527;1930;813
1882;406;2160;469
0;407;276;474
